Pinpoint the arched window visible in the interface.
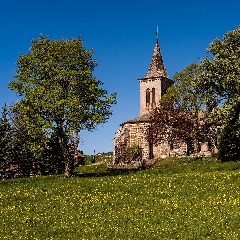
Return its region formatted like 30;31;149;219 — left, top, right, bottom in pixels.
146;88;150;106
152;88;155;104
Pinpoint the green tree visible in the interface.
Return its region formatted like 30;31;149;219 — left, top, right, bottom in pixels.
162;63;202;114
197;26;240;160
166;27;240;160
0;106;65;178
9;36;116;176
162;63;206;152
0;106;12;175
163;61;220;151
9;109;52;177
217;99;240;161
198;26;240;105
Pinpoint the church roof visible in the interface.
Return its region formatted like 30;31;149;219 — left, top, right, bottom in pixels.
144;38;169;79
120;112;151;126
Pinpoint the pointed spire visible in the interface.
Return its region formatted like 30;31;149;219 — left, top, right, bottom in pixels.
144;30;169;79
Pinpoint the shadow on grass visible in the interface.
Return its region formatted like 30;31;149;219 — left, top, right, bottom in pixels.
74;168;139;178
73;162;146;178
73;159;240;179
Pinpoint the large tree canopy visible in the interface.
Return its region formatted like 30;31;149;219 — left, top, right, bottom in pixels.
198;26;240;105
162;62;218;153
9;36;116;176
217;99;240;161
162;62;203;114
198;26;240;160
163;26;240;160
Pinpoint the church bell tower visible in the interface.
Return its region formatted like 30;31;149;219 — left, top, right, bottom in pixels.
138;32;173;116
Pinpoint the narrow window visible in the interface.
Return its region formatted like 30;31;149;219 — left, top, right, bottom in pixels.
152;88;155;104
146;88;150;106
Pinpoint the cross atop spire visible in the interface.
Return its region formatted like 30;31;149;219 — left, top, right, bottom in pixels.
144;32;169;79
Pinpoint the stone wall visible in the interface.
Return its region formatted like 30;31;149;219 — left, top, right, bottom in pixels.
113;122;149;164
113;121;190;164
113;120;221;166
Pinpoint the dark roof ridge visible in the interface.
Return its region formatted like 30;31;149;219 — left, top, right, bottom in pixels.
120;112;151;126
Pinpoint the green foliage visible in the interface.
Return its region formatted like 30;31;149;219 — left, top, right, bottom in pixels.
8;35;116;176
199;26;240;103
126;144;142;154
153;156;181;168
1;161;240;239
163;62;219;155
180;156;217;164
0;107;65;178
165;26;240;160
163;62;204;115
0;107;36;177
125;144;143;166
39;132;65;175
85;152;113;165
198;26;240;160
217;100;240;161
0;106;12;170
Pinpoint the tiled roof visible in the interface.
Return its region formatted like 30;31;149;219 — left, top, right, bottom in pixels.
120;112;151;126
144;39;169;79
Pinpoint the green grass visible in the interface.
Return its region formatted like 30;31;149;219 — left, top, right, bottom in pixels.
1;160;240;239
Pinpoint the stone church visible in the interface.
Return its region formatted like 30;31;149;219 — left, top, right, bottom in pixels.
113;35;220;164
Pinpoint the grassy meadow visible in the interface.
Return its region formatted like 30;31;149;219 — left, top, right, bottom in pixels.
1;158;240;239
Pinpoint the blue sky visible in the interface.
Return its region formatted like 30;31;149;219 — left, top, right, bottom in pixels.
0;0;239;155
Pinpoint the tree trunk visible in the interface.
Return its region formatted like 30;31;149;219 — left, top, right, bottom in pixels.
62;142;74;177
57;124;74;177
167;142;171;158
193;113;200;154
